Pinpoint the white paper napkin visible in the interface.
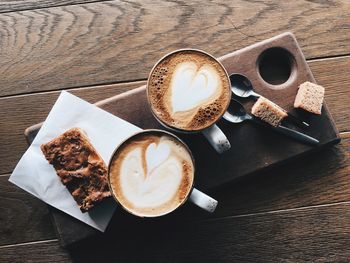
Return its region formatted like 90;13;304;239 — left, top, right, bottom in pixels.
9;91;141;232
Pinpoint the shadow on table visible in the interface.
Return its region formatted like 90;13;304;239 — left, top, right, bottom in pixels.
67;139;348;262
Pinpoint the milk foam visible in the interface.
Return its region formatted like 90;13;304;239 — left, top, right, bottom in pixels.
170;62;221;114
118;136;188;210
148;50;231;131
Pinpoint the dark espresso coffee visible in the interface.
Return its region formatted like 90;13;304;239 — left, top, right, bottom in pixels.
109;131;194;217
147;50;231;131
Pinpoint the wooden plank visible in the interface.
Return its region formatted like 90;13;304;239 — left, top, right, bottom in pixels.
0;240;71;263
0;58;349;246
1;138;349;246
0;81;145;175
0;0;349;96
0;1;104;13
2;203;350;262
309;55;350;132
81;202;350;262
142;137;349;219
1;56;350;176
208;137;350;217
343;131;350;139
0;175;56;246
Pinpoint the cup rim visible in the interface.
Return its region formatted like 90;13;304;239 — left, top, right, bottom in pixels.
107;129;196;218
146;48;232;133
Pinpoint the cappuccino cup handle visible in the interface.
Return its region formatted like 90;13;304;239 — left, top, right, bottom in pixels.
189;188;218;213
202;124;231;154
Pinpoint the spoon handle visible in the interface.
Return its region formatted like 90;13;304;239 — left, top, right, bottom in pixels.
286;112;310;128
275;125;319;145
248;116;319;145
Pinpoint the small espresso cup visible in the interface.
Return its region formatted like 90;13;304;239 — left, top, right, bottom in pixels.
146;49;232;154
107;129;218;218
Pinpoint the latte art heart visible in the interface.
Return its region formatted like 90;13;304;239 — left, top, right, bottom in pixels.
109;133;194;217
147;50;231;131
120;140;182;208
145;142;171;174
170;62;220;113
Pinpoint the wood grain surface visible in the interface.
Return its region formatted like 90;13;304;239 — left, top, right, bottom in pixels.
23;28;345;244
0;81;145;175
71;202;350;262
0;240;71;263
1;202;350;262
0;1;103;13
309;56;350;129
0;0;349;96
2;136;348;247
1;57;349;175
209;137;350;217
1;0;350;262
0;175;56;246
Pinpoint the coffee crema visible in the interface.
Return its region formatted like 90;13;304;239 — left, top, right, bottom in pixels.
148;50;231;131
109;132;194;217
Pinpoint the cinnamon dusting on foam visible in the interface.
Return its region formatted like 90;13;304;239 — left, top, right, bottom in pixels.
109;133;194;217
148;50;230;131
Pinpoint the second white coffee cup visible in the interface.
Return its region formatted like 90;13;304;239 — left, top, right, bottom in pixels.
108;129;218;217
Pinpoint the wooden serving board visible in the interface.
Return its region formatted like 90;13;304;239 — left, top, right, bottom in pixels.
24;32;340;247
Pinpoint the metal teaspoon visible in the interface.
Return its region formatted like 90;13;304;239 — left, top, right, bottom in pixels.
229;73;309;128
223;99;319;145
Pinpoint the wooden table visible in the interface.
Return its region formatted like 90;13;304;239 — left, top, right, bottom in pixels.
0;1;349;262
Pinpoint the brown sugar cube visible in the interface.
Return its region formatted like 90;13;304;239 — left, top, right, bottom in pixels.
251;97;288;127
41;128;111;212
294;81;325;115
